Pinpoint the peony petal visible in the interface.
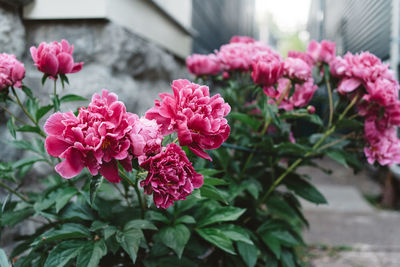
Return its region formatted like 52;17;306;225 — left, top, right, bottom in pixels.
99;159;121;183
57;52;74;74
41;52;59;77
44;112;66;135
188;144;212;161
45;136;71;157
55;148;84;178
338;78;361;94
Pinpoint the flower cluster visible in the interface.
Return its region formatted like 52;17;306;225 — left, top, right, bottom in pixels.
44;90;161;183
30;39;83;78
330;52;400;165
186;54;221;76
0;53;25;90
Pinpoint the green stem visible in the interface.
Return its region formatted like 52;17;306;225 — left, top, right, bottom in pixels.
258;94;360;205
119;170;145;218
11;87;46;138
317;131;355;151
0;105;27;124
325;73;334;127
0;180;29;202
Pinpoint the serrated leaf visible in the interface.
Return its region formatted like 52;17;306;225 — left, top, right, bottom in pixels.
7;117;16;139
200;184;228;204
124;219;157;230
0;248;10;267
76;240;107;267
284;176;327;204
89;176;103;206
35;105;53;121
157;224;190;258
116;228;144;263
56;187;78;212
196;228;236;255
44;240;85;267
60;94;88;103
197;206;246;228
237;241;257;267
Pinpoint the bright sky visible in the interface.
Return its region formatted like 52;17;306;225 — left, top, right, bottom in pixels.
256;0;311;32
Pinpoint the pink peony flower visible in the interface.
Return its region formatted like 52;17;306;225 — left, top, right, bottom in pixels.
145;79;231;161
251;52;284;87
140;143;203;209
363;118;400;165
129;116;163;164
287;51;314;67
217;43;254;71
0;53;25;89
30;39;83;78
307;40;336;64
44;90;135;182
283;57;312;81
267;78;318;111
230;35;256;44
186;54;221;76
364;78;399;107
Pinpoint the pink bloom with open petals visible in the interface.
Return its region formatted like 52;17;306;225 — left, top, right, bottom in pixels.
145;79;231;161
30;39;83;78
283;57;312;81
186;54;221;76
251;52;284;86
230;35;256;44
140;143;203;209
307;40;336;64
129;116;163;164
288;51;314;67
44;90;135;183
363;118;400;165
217;43;254;71
0;53;25;89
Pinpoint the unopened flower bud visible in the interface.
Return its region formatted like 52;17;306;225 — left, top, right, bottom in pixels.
307;105;316;114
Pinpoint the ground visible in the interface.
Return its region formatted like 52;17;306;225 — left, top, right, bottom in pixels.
298;158;400;267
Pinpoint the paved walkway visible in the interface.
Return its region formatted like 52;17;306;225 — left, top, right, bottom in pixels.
298;159;400;267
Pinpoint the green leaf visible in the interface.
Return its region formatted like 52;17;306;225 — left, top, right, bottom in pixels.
268;230;300;246
198;206;246;228
326;150;348;167
229;112;262;131
76;240;107;267
284;177;327;204
200;184;228;204
203;177;229;186
175;215;196;224
216;225;253;245
1;207;34;226
281;249;296;267
44;240;85;267
41;74;49;86
61;201;95;221
275;142;311;156
34;223;90;245
157;224;190;258
0;248;10;267
89;176;103;206
60;94;88;103
124;219;157;230
7;117;16;139
196;228;236;255
145;210;169;224
56;187;78;212
116;228;144;263
21;85;34;99
280;110;323;126
197;169;224;177
12;157;45;169
35;105;53;121
260;232;281;259
237;241;257;267
16;125;41;135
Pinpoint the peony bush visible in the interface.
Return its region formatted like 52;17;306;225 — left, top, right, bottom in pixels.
0;35;398;267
